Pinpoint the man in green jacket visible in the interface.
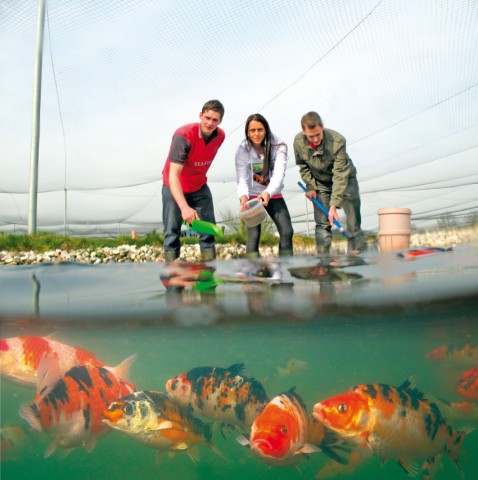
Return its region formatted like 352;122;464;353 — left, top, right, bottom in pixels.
294;111;364;254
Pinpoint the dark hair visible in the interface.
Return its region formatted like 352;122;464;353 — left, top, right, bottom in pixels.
244;113;273;179
202;99;225;119
301;111;323;130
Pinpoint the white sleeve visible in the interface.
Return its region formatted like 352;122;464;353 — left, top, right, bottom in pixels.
235;143;251;199
265;141;288;197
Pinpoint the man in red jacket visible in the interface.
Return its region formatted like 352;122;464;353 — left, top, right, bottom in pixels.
162;100;225;262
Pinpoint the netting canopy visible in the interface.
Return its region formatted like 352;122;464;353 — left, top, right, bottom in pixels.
1;0;477;236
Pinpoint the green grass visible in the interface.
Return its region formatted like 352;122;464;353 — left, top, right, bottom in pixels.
0;231;286;253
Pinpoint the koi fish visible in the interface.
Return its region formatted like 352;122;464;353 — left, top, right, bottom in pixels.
1;424;31;462
19;353;136;457
237;389;320;467
103;390;213;463
166;363;269;431
277;358;308;376
313;379;467;477
0;335;105;388
456;367;478;401
425;343;478;368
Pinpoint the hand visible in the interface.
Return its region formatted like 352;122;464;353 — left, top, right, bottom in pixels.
239;195;249;212
181;205;199;224
305;190;317;201
328;205;339;226
258;191;270;206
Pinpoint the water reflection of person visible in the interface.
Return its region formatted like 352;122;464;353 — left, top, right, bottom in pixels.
288;264;363;286
289;262;363;306
160;261;218;308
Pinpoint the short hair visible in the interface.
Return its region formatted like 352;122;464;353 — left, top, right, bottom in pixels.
202;99;225;119
301;111;323;130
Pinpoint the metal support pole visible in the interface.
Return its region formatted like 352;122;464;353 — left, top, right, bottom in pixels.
28;0;46;234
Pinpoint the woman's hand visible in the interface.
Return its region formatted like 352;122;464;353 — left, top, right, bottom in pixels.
258;191;270;206
239;195;249;212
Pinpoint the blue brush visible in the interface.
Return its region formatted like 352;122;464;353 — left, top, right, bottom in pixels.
298;181;348;238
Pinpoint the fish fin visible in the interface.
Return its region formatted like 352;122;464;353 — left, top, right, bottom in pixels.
170;441;189;451
152;421;174;431
83;437;97;453
296;443;321;455
208;443;227;461
57;447;75;459
111;353;138;381
355;438;373;458
320;442;353;465
155;451;164;465
397;459;421;477
36;353;62;400
44;440;60;458
219;422;236;439
186;446;200;463
236;434;250;447
227;363;246;376
18;403;42;431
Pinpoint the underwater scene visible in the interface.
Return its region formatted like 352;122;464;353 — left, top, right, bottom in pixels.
1;244;478;480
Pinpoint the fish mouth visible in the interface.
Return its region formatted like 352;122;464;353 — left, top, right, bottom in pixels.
102;408;123;424
251;438;273;453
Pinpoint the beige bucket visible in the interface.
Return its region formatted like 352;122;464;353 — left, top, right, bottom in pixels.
378;208;412;252
238;199;268;227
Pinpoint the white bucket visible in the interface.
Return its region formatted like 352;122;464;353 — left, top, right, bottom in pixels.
238;199;268;228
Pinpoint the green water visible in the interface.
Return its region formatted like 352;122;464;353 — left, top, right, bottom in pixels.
2;307;478;479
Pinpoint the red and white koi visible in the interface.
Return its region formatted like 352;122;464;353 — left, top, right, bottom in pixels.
0;335;105;388
456;366;478;401
237;390;320;467
425;343;478;368
19;353;136;457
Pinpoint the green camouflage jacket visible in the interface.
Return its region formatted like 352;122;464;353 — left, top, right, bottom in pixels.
293;128;357;208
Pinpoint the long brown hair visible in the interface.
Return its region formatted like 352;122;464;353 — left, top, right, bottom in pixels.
245;113;272;179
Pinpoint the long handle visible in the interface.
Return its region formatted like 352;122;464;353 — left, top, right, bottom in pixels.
298;182;348;238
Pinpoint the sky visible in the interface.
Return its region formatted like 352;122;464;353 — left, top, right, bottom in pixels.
1;0;477;236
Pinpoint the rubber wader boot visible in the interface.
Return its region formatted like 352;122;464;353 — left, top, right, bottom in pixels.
164;250;179;263
201;247;216;262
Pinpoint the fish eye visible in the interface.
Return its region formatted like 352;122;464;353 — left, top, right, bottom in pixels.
281;425;288;435
123;404;133;415
338;403;348;413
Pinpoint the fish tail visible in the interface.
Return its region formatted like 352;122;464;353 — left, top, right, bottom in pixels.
204;422;214;443
447;429;467;474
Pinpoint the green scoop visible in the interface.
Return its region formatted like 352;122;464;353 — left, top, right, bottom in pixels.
186;219;224;238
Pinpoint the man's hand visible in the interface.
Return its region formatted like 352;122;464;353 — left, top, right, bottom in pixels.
181;205;199;224
328;205;339;226
305;190;317;201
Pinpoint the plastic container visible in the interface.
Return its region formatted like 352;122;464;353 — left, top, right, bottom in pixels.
238;199;268;227
378;208;412;252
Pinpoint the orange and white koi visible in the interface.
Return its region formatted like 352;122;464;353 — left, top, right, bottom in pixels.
19;354;136;457
103;390;214;463
166;363;269;431
456;366;478;401
237;390;321;467
313;379;467;477
0;335;105;388
425;343;478;368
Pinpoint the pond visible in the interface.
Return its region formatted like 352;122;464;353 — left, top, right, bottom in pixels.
1;245;478;479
